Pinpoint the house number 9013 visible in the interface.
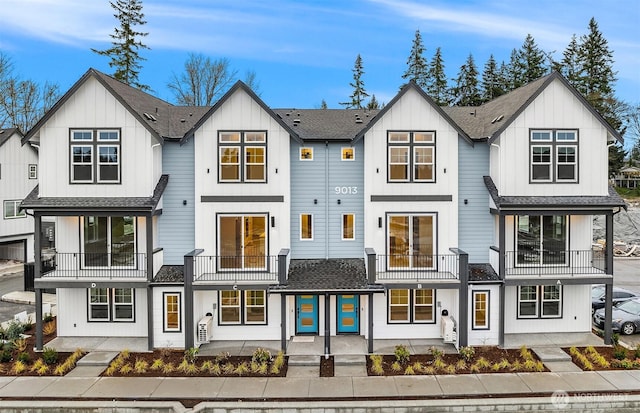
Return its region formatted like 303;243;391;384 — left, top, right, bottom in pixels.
335;186;358;194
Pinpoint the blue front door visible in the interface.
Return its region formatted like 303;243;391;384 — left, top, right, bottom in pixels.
296;295;318;334
337;295;359;334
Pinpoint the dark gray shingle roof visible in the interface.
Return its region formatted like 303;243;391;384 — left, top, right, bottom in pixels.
272;109;379;141
484;176;627;210
273;258;377;292
21;175;168;212
152;265;184;283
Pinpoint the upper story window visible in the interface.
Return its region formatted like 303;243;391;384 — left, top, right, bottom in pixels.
70;129;121;184
300;147;313;160
341;147;355;161
388;131;435;182
516;215;567;266
4;200;26;219
219;131;266;182
530;129;578;183
28;164;37;179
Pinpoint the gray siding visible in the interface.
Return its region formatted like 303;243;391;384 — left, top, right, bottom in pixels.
458;140;493;263
158;140;195;265
290;141;364;259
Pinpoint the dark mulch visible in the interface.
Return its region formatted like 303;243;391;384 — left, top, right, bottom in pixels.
563;346;640;371
319;355;334;377
0;319;81;376
367;346;548;375
102;350;288;377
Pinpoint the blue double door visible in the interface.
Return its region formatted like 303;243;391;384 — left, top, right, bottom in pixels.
295;295;359;334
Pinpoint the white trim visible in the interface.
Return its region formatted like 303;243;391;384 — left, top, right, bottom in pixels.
300;213;313;240
300;147;313;161
341;147;355;161
472;291;489;329
341;213;355;240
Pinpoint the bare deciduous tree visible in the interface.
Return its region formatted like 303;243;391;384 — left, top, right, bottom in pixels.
168;54;238;106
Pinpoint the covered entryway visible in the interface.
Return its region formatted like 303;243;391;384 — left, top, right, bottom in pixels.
337;294;359;333
296;295;318;334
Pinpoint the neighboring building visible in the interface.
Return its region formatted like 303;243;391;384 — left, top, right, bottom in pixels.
614;165;640;189
21;68;623;352
0;128;37;263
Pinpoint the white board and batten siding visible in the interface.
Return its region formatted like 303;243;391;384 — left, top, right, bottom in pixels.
458;141;493;263
55;215;149;254
467;284;500;346
491;77;610;197
152;286;186;348
503;215;594;253
56;288;148;337
504;284;591;334
192;87;291;257
193;290;282;341
36;76;162;199
158;140;195;265
363;87;460;255
290;141;364;259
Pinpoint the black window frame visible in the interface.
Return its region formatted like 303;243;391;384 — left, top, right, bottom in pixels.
387;131;436;183
69;128;122;184
218;289;268;325
218;130;267;183
529;129;578;183
472;290;490;330
163;291;182;333
387;288;436;324
87;287;135;322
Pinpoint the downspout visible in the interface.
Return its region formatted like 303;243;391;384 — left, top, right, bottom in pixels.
325;141;329;259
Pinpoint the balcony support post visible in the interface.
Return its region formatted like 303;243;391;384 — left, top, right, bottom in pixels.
457;250;469;347
368;293;374;353
184;250;202;349
324;293;330;356
34;212;43;351
281;295;287;352
604;211;614;345
278;249;289;284
498;215;506;278
365;248;376;284
146;213;154;351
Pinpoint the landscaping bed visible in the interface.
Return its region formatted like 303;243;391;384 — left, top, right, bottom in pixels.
0;317;85;376
367;345;548;375
101;347;288;377
564;345;640;371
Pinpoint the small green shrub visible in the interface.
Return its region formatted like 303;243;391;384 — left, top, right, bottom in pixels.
394;344;410;364
42;347;58;365
3;320;27;341
459;346;475;362
613;346;628;360
43;313;54;323
391;361;402;372
17;352;30;363
429;346;444;359
0;349;12;363
184;347;199;363
251;347;272;364
634;344;640;359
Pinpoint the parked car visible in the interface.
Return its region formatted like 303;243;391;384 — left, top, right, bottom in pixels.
594;297;640;335
591;285;639;314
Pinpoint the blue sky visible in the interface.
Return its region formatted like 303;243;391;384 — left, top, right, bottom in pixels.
1;0;638;110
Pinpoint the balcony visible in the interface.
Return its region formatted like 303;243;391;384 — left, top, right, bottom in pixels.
368;252;461;283
503;249;607;278
192;254;283;284
39;252;148;280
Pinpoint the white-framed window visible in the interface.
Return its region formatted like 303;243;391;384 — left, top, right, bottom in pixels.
163;292;181;332
472;290;489;329
530;129;578;183
517;285;562;319
3;200;26;219
219;290;267;325
300;147;313;160
388;131;436;182
218;131;266;182
70;129;120;183
342;213;355;240
300;213;313;240
28;164;37;179
88;288;134;322
388;289;435;323
341;147;355;161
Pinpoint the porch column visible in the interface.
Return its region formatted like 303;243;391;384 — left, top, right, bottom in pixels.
604;282;613;345
146;213;154;351
499;284;505;348
324;293;330;356
605;212;614;275
368;293;374;353
280;295;287;352
184;251;196;349
498;214;506;348
457;251;469;347
34;213;43;351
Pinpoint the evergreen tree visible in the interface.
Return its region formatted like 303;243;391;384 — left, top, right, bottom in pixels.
340;54;369;109
319;99;328;109
609;144;627;177
505;48;524;90
516;34;549;83
555;34;582;84
450;54;481;106
426;47;449;105
367;94;380;110
92;0;150;91
402;30;428;89
481;54;505;102
497;61;512;95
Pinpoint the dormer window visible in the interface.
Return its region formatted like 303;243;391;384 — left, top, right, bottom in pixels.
530;130;578;183
70;129;121;184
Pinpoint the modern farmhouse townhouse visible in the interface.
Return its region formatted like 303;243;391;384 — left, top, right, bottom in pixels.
20;68;623;353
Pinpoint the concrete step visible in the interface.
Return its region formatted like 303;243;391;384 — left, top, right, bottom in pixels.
287;355;319;366
76;351;119;366
334;354;366;365
532;347;571;362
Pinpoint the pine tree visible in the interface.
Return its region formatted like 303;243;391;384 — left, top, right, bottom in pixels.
481;55;505;102
402;30;428;89
367;94;380;110
555;34;582;84
426;47;449;105
505;48;524;90
451;54;481;106
92;0;150;91
516;34;549;83
340;54;369;109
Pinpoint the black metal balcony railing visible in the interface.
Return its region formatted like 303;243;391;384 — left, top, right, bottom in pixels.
193;255;279;283
505;249;606;276
375;254;460;281
40;252;147;279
